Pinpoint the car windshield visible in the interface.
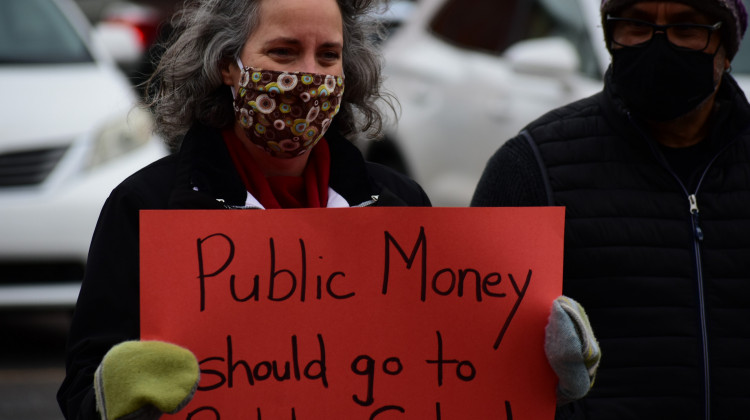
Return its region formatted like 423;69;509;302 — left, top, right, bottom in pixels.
0;0;93;64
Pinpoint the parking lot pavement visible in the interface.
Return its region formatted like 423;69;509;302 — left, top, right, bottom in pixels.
0;310;71;420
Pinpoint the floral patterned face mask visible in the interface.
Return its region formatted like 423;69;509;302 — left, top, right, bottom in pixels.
232;59;345;158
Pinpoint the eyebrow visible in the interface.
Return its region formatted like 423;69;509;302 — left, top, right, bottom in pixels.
623;9;712;24
263;37;343;50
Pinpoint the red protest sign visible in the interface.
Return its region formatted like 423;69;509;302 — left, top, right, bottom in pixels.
140;207;564;419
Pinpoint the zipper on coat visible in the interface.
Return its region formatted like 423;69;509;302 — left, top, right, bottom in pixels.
628;112;716;420
352;195;379;207
689;193;710;420
686;141;741;420
689;194;704;241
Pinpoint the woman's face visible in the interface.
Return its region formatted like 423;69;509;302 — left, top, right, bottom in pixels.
220;0;345;174
229;0;344;81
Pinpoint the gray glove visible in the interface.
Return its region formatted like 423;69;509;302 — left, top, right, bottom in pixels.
545;296;600;405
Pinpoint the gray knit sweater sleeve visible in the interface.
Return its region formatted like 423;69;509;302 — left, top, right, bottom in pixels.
470;133;549;207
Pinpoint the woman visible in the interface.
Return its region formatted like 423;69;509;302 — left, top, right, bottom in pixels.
57;0;430;419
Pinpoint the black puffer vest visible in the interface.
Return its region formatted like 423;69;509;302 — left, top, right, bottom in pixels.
524;73;750;419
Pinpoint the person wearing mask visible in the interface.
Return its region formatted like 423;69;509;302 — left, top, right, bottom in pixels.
472;0;750;418
58;0;598;418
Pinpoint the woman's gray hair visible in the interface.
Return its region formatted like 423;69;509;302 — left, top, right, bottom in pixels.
143;0;393;149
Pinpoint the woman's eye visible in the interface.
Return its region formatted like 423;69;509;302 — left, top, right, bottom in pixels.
319;51;341;61
268;48;293;58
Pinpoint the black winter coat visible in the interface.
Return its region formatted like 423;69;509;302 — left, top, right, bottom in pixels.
472;72;750;419
57;123;430;420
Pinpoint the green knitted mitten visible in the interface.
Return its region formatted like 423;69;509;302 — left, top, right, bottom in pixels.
94;340;200;420
545;295;601;405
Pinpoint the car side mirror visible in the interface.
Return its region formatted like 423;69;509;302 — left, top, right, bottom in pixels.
504;37;580;77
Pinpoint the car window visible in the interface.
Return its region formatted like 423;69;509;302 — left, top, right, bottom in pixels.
0;0;93;64
429;0;600;78
429;0;520;52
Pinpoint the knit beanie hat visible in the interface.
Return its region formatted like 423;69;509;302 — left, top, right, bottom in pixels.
601;0;748;59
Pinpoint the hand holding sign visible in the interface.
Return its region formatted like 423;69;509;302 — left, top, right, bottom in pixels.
94;341;200;420
140;207;565;419
546;296;601;405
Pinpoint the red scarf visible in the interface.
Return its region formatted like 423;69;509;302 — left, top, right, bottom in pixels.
222;129;330;209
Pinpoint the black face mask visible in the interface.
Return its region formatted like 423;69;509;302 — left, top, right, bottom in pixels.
611;34;719;121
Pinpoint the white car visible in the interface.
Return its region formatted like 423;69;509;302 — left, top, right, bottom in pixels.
0;0;168;308
367;0;750;206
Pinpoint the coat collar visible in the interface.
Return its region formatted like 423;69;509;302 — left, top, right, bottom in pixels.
167;123;379;209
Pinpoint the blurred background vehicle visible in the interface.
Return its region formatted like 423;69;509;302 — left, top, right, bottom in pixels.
364;0;750;206
363;0;607;206
0;0;168;309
